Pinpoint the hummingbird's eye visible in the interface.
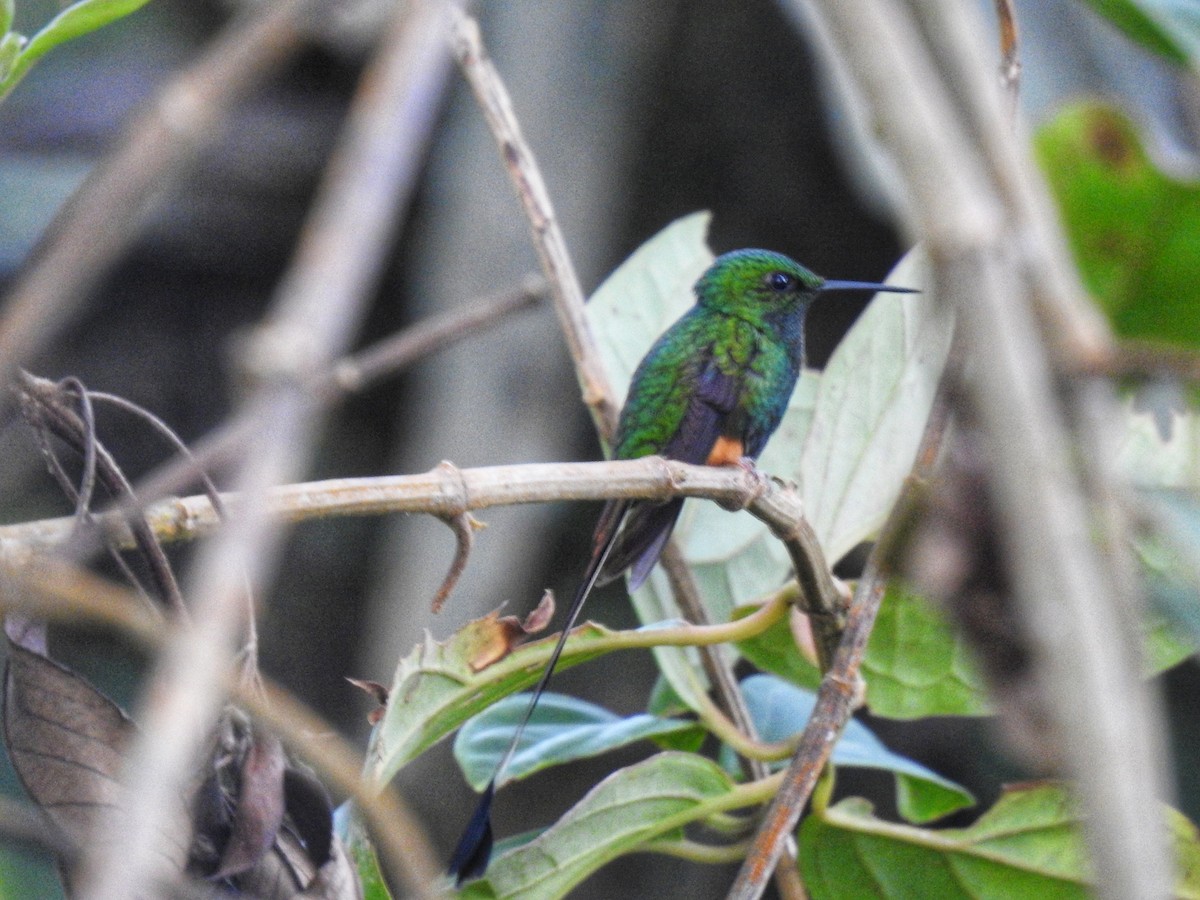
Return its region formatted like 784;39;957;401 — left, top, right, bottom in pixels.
767;271;794;292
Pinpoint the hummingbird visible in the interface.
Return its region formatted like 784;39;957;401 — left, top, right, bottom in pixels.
449;249;916;883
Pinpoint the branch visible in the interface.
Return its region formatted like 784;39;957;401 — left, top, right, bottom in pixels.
789;4;1169;900
450;8;618;441
992;0;1021;121
0;459;830;589
76;4;455;898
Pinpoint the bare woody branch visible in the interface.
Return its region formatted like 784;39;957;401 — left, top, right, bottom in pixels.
450;9;619;440
77;4;456;898
779;4;1169;900
0;457;842;622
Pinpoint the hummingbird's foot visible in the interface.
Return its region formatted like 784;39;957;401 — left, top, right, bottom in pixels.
714;456;770;510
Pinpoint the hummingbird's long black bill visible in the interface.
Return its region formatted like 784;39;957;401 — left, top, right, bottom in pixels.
820;280;920;294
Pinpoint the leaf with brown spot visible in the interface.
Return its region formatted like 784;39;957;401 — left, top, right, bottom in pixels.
462;597;556;673
372;614;616;786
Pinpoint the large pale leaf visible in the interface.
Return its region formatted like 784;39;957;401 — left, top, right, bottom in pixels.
799;782;1200;899
453;692;701;789
1117;400;1200;490
456;753;741;900
588;211;715;404
799;249;948;564
740;674;973;824
1080;0;1200;68
1036;103;1200;350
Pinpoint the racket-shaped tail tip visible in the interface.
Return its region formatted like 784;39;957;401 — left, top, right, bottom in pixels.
448;780;496;885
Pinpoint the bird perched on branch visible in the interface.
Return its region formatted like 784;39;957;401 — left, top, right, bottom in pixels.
450;248;916;883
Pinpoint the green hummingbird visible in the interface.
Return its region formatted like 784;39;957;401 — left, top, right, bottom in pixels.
449;249;916;883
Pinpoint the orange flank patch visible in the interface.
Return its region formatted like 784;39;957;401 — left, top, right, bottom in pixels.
706;435;745;466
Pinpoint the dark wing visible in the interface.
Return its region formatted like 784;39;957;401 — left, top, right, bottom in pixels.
599;351;743;589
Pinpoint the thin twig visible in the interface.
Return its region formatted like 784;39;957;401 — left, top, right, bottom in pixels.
1075;339;1200;383
71;275;547;547
331;275;547;398
17;373;188;616
429;510;477;614
0;0;320;405
450;9;618;439
76;4;455;897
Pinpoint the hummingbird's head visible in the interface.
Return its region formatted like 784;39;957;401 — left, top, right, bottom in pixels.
695;250;824;319
695;249;918;325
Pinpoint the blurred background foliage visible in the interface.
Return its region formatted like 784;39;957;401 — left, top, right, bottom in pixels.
0;0;1196;896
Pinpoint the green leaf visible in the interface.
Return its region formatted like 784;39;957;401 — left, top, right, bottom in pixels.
862;583;1184;720
735;588;991;720
863;586;990;719
0;32;22;84
1;0;152;99
800;782;1200;899
1079;0;1200;68
337;805;392;900
453;692;702;789
1036;102;1200;350
457;753;744;900
799;249;950;564
369;617;620;787
740;674;973;824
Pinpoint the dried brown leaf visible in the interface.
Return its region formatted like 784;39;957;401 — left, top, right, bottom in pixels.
463;594;557;672
3;637;193;880
212;729;287;879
